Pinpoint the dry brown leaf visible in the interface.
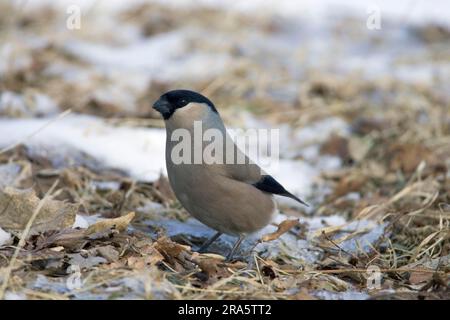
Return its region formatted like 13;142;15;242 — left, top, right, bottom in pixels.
85;211;135;235
154;236;191;258
35;228;86;251
409;271;434;285
95;245;120;262
389;143;434;173
136;244;165;267
127;256;142;269
261;219;299;242
144;249;165;266
320;134;350;161
153;236;193;271
192;256;231;285
127;256;153;270
332;173;367;198
0;187;77;236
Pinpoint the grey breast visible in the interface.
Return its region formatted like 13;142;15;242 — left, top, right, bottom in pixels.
164;110;275;235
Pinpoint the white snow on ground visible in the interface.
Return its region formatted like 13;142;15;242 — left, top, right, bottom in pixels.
294;118;350;147
0;114;166;181
72;214;90;229
0;91;59;117
63;30;232;83
72;214;105;229
0;163;24;189
3;292;27;300
15;0;448;87
0;227;12;247
254;213;386;260
314;290;370;300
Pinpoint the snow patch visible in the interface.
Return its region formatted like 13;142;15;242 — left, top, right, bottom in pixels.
0;163;24;189
0;114;166;181
72;215;90;229
63;30;231;82
0;227;12;247
0;91;59;117
314;289;370;300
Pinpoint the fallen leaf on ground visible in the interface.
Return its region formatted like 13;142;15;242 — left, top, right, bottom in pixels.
127;243;164;269
35;228;86;251
85;211;135;235
95;245;120;262
409;271;434;285
261;219;300;242
154;236;193;271
0;187;77;236
320;134;350;161
389;143;435;174
154;236;191;258
192;256;230;285
332;173;367;199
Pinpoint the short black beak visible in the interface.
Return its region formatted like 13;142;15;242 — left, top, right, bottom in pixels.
153;99;169;113
152;99;171;119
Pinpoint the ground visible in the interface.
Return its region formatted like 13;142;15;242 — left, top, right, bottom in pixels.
0;1;449;300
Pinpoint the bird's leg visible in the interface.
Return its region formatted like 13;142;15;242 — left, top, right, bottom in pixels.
198;231;222;253
225;235;245;262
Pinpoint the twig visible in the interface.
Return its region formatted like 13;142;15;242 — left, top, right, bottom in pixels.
321;230;360;262
253;254;264;286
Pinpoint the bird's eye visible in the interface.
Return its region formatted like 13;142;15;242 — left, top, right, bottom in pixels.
180;99;187;105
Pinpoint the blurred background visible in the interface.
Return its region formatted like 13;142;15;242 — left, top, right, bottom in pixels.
0;0;449;299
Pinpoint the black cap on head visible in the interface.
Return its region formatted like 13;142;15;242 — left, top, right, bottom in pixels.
152;89;217;120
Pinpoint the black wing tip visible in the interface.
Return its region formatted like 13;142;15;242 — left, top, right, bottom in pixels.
289;194;310;207
253;175;310;207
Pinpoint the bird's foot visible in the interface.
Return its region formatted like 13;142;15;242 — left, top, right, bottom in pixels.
196;231;222;254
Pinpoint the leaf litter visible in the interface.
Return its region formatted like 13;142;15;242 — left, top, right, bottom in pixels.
0;0;449;300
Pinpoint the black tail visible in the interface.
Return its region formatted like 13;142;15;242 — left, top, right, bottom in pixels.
283;191;309;207
253;175;309;207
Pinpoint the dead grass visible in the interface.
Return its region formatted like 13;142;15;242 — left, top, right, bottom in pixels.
0;1;449;300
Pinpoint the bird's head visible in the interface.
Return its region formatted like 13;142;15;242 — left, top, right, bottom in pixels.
152;89;217;120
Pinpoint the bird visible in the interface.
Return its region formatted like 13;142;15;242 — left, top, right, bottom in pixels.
152;89;308;261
